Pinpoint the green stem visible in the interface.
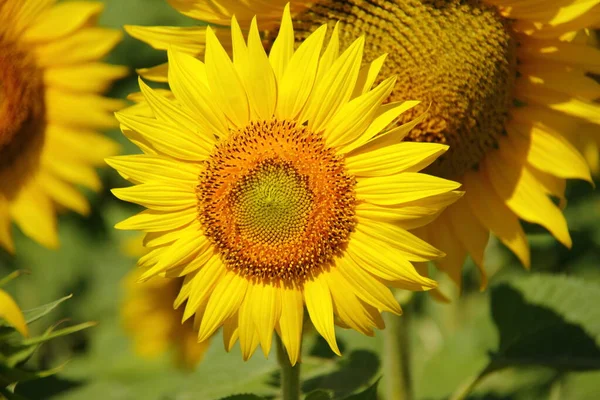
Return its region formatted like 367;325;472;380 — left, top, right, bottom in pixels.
383;312;412;400
276;335;301;400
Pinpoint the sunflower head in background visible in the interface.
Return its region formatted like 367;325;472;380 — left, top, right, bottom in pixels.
122;267;210;370
110;5;463;364
127;0;600;295
0;0;126;253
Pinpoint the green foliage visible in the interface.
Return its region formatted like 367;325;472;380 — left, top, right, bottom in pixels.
0;295;93;390
491;275;600;371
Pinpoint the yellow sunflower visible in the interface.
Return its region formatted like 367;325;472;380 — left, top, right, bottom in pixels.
110;6;462;364
128;0;599;292
122;267;210;370
0;0;126;252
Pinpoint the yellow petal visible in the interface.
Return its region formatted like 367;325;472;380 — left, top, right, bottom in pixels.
115;112;211;161
346;142;448;177
250;281;281;357
356;218;445;262
167;49;229;137
35;27;122;66
198;271;248;342
0;289;28;337
115;208;195;232
356;173;461;205
10;182;58;250
111;183;196;212
125;25;207;54
303;276;340;356
278;284;304;366
205;26;249;128
302;36;365;132
336;256;401;315
276;24;327;120
269;3;294;82
325;76;397;149
463;170;531;268
485;148;571;248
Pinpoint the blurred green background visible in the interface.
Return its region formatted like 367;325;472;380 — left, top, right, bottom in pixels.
1;1;600;399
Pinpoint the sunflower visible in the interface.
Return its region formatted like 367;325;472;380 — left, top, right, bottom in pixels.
0;0;125;252
127;0;599;292
110;6;462;363
122;267;211;370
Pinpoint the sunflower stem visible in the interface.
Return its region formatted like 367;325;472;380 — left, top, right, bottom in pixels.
276;335;301;400
383;312;413;400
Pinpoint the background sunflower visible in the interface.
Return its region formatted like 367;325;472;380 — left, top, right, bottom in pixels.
0;1;599;400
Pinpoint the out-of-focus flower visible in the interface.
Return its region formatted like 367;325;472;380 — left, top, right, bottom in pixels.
110;5;462;364
122;267;211;370
0;0;126;252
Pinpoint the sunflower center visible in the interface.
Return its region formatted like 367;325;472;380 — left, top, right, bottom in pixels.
197;119;357;282
290;0;517;179
231;161;313;245
0;34;45;174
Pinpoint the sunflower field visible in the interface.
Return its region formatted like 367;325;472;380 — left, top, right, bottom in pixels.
2;1;600;399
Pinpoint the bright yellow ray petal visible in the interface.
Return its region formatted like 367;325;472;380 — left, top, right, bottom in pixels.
115;208;195;232
278;284;303;366
346;142;448;177
336;256;401;315
276;24;327;120
356;173;461;206
301;36;365;132
269;3;294;82
325;76;397;149
106;155;198;187
111;183;196;212
303;276;340;356
198;271;248;342
167;49;230;137
356;217;445;262
250;280;281;357
115;112;211;161
205;26;249;128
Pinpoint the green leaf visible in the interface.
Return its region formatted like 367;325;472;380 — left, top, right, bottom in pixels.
509;275;600;346
305;389;333;400
21;321;96;347
22;295;73;324
217;395;264;400
342;379;380;400
491;275;600;371
0;271;28;288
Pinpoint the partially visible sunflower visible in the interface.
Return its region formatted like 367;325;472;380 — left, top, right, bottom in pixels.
0;287;28;337
0;0;126;252
122;267;210;370
128;0;599;292
110;6;462;363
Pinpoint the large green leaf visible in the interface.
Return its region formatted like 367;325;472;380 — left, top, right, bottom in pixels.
491;274;600;370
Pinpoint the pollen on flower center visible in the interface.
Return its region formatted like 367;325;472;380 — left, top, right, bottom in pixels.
290;0;518;179
0;36;45;175
196;119;357;282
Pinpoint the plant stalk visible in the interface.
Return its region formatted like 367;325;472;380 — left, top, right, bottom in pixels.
383;312;413;400
276;335;301;400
